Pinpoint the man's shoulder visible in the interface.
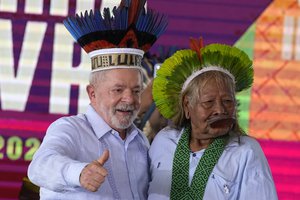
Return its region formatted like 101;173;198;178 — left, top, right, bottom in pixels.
151;127;181;145
52;113;86;124
48;113;89;131
226;135;265;160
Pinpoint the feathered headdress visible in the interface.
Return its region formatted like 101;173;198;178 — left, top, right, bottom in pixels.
152;37;253;119
63;0;168;72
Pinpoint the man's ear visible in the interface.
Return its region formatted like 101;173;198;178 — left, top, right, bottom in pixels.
183;96;190;119
86;85;95;102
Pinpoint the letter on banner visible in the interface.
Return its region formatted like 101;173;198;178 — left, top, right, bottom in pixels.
0;20;46;111
50;23;90;114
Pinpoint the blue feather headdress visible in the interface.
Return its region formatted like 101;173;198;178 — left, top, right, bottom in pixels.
63;0;168;72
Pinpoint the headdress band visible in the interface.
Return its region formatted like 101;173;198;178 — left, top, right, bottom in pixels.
181;66;235;92
89;48;144;71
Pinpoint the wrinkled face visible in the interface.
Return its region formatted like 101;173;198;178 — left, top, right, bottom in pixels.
184;78;236;140
87;69;142;132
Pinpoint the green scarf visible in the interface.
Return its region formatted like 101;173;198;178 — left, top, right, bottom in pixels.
170;126;228;200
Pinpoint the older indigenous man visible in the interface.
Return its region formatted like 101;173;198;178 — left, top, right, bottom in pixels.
148;39;278;200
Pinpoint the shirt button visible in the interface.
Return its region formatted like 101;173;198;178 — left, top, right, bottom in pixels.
223;184;230;193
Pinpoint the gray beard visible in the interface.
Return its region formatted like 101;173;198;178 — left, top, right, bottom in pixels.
110;110;138;130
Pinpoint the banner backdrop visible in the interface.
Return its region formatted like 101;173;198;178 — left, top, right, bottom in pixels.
1;0;299;199
0;1;104;198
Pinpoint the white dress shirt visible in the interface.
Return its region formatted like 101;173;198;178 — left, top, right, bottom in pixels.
28;104;149;200
148;127;278;200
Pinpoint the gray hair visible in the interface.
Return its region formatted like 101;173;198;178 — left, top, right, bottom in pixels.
88;69;144;87
89;70;107;86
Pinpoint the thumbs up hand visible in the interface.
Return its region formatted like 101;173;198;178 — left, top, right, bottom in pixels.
97;149;109;165
79;150;109;192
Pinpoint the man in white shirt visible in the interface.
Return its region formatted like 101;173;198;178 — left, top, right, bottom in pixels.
27;0;167;199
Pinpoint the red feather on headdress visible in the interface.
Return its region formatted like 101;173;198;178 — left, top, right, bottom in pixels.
189;37;204;62
119;0;147;25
